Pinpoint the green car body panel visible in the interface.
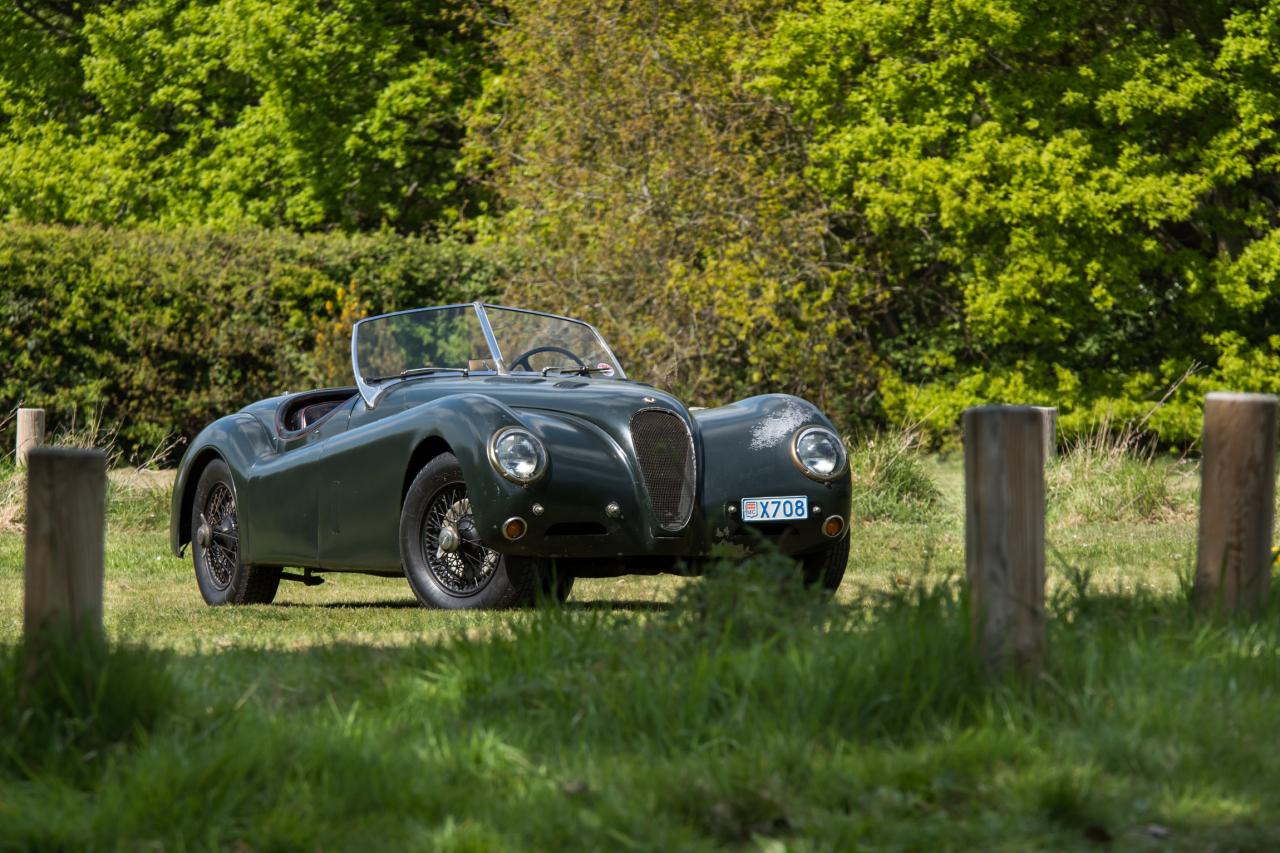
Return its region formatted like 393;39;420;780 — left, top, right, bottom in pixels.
170;310;851;577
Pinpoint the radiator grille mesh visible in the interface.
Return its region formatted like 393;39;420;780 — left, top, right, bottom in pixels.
630;409;695;531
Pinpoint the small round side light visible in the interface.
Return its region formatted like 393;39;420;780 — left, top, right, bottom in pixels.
822;515;846;538
503;517;528;541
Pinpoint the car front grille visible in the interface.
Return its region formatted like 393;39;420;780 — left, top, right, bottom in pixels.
630;409;696;532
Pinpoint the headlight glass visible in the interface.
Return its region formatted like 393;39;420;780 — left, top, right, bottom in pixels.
490;428;547;483
793;427;846;480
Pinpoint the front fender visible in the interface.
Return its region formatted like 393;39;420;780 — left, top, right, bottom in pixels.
410;396;649;550
693;394;852;551
414;393;536;520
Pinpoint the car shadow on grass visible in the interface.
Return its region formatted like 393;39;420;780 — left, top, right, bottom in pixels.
273;600;423;610
565;599;672;613
269;598;673;612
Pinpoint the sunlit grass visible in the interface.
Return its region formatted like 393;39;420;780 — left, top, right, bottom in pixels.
2;452;1279;848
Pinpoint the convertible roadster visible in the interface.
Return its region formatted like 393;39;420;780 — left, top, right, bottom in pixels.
170;303;852;608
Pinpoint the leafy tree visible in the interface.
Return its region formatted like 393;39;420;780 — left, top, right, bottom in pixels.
471;0;876;419
758;0;1280;441
0;0;489;231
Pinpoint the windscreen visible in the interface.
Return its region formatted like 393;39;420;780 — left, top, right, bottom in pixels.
354;306;495;383
484;307;622;376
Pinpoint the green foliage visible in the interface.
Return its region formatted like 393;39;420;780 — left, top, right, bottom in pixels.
666;549;835;642
847;431;944;522
1047;432;1197;525
1;640;176;784
0;0;489;231
473;0;876;420
0;224;495;455
6;570;1280;845
758;0;1280;443
6;1;1280;444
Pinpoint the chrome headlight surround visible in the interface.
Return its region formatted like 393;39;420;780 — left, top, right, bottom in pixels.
487;426;548;484
790;426;848;482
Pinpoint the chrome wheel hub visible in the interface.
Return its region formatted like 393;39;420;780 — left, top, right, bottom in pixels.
200;484;238;590
423;489;499;595
438;523;460;554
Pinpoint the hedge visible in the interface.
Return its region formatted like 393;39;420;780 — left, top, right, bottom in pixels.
0;225;496;459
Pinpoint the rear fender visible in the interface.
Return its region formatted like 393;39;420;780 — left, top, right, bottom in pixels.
169;414;275;558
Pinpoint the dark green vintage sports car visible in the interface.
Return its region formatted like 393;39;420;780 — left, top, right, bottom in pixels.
170;303;852;609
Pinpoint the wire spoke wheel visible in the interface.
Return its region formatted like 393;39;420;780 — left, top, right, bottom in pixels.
202;482;239;590
421;482;499;595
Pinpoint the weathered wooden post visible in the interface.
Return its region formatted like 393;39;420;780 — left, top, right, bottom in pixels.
1032;406;1057;460
1194;392;1278;616
963;405;1046;676
23;448;107;664
16;407;45;467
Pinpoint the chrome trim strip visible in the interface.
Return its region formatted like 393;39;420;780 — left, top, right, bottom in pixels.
473;302;509;374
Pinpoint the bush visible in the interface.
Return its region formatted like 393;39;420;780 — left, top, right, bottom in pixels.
0;224;496;458
0;640;176;784
847;431;944;523
762;1;1280;446
1047;430;1196;525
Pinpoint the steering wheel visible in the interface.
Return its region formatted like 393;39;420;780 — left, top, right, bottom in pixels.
508;345;588;372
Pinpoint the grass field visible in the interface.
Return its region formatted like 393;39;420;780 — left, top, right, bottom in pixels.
2;451;1279;849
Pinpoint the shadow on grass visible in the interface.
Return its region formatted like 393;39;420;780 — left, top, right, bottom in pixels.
273;599;422;610
566;599;672;613
270;598;674;612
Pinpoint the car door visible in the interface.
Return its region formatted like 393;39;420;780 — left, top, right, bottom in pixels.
246;401;354;567
318;393;412;571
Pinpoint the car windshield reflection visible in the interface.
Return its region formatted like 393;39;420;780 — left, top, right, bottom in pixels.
351;304;624;404
483;306;621;377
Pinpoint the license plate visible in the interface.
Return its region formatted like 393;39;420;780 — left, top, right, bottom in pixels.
740;496;809;522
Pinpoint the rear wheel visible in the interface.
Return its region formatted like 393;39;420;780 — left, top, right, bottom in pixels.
190;459;281;605
400;453;541;609
800;533;850;592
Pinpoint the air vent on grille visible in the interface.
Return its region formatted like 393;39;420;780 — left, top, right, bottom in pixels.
630;409;695;532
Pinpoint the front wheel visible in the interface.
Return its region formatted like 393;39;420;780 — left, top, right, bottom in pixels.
800;534;850;592
400;453;542;609
190;459;281;605
538;561;575;604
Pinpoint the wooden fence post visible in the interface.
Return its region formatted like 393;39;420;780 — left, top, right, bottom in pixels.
23;448;107;662
16;407;45;467
1194;392;1278;616
1032;406;1057;460
963;405;1046;676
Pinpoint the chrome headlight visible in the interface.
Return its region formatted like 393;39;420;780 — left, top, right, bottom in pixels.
791;426;847;481
488;427;547;484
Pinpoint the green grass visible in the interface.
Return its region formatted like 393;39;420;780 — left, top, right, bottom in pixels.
847;430;943;523
2;453;1279;848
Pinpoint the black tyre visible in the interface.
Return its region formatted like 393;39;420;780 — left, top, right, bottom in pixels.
399;453;541;609
191;459;281;605
801;533;850;592
537;561;575;605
